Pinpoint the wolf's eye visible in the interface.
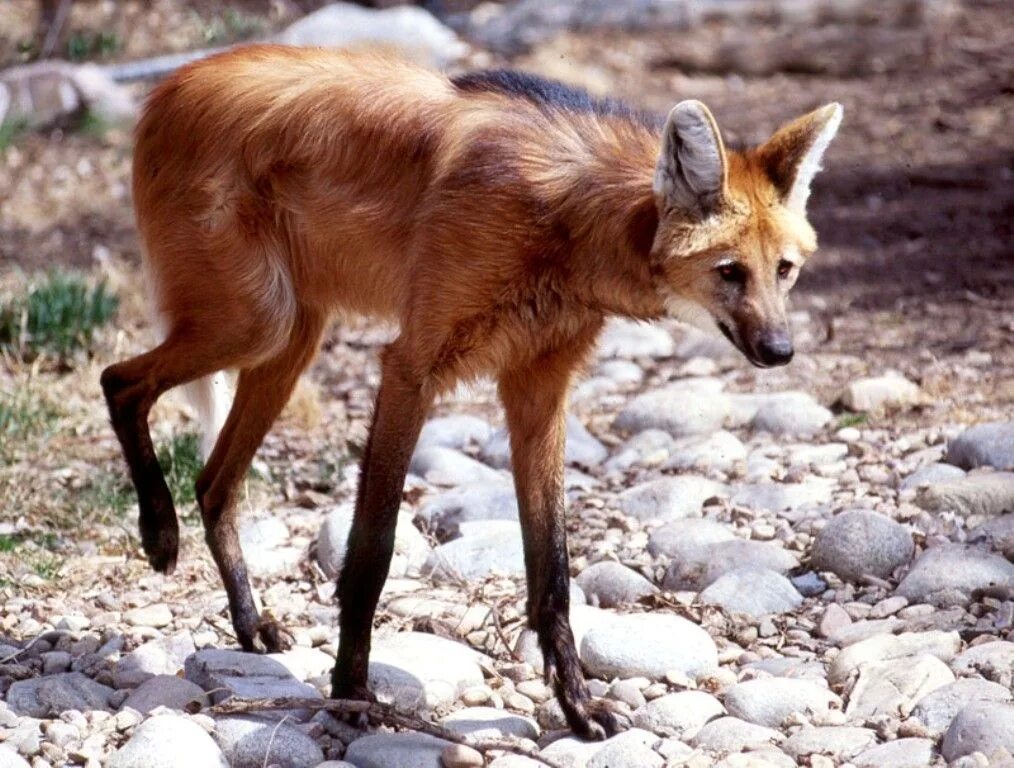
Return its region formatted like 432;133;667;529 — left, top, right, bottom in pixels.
718;263;746;283
777;260;794;279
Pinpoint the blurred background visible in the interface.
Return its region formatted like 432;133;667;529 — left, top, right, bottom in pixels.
0;0;1011;579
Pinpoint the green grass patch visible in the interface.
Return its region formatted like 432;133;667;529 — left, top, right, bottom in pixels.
157;431;203;509
0;386;61;463
80;472;135;519
0;117;30;151
0;272;119;360
66;30;120;62
837;412;869;429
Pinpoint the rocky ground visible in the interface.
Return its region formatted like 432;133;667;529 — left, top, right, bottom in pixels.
1;1;1013;767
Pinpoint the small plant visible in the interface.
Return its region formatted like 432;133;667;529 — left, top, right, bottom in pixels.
81;472;135;518
0;386;60;463
0;273;119;360
157;431;203;508
0;117;30;151
77;108;111;140
837;412;869;429
66;30;120;62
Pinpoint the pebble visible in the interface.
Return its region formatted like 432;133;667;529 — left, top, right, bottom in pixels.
122;603;173;629
950;640;1014;686
586;728;663;768
899;462;966;491
946;421;1014;470
782;726;877;761
0;746;29;768
664;430;747;472
844;654;954;720
367;631;485;710
691;716;783;751
580;613;718;680
852;738;934;768
840;375;922;412
114;631;196;688
423;520;525;581
616;476;727;522
575;561;658;608
410;446;505;486
747;392;832;436
416;415;494;453
913;473;1014;518
895;544;1014;606
646;518;735;560
439;707;539;740
631;690;725;738
614;380;731;437
811;509;914;581
106;714;227;768
731;479;835;512
317;504;430;579
723;679;840;727
481;415;608;469
663;539;798;591
910;678;1012;736
417;482;518;538
6;672;114;718
598;318;675;359
941;702;1014;762
122;674;208;714
343;732;451;768
699;568;803;616
828;631;961;687
441;744;484;768
212;715;323;768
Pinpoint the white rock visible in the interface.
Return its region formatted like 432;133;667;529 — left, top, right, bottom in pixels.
895;544;1014;606
586;728;662;768
811;509;914;581
713;751;796;768
604;430;675;472
911;678;1012;736
343;731;452;768
899;462;966;491
950;641;1014;686
700;568;803;616
631;690;725;738
691;716;783;751
828;631;961;687
106;714;228;768
840;375;922;412
423;520;525;581
317;503;430;579
575;562;658;608
580;613;718;680
439;707;539;741
662;539;799;591
239;517;302;578
114;631;196;688
416;415;494;453
368;632;485;710
596;359;644;385
913;473;1014;518
598;318;674;359
481;415;607;469
782;726;876;761
0;745;30;768
732;478;835;512
786;442;848;467
646;518;735;560
410;446;505;486
941;702;1014;762
746;392;832;436
122;675;208;714
852;738;934;768
617;476;726;522
614;381;731;437
844;654;954;720
123;603;173;628
946;422;1014;470
212;715;323;768
723;679;840;727
664;431;747;472
275;3;468;69
417;482;518;537
269;646;335;682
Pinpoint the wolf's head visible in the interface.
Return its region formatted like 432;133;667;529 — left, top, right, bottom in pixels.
651;100;842;367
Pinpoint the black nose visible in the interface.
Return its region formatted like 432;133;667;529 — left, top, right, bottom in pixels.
756;329;794;366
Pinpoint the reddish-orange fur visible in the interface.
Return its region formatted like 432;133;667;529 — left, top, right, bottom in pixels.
104;44;840;738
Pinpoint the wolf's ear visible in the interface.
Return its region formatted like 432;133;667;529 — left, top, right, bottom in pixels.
654;100;728;217
760;103;843;213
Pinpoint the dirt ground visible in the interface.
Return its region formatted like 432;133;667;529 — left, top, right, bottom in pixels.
0;0;1011;602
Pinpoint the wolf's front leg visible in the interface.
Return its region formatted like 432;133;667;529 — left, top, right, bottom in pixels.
499;336;624;740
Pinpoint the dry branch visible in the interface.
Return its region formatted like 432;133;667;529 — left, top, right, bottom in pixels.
205;696;567;768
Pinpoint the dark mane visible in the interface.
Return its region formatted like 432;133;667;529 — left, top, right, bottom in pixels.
451;69;663;130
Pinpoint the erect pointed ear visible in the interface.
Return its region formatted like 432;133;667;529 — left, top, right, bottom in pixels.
759;103;843;213
654;100;728;217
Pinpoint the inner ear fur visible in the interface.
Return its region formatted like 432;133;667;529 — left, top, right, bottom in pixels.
759;103;843;213
654;100;728;217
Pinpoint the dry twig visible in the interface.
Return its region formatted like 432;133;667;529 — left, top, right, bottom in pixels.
206;696;567;768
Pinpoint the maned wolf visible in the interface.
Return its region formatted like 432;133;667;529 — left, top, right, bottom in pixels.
101;45;842;738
